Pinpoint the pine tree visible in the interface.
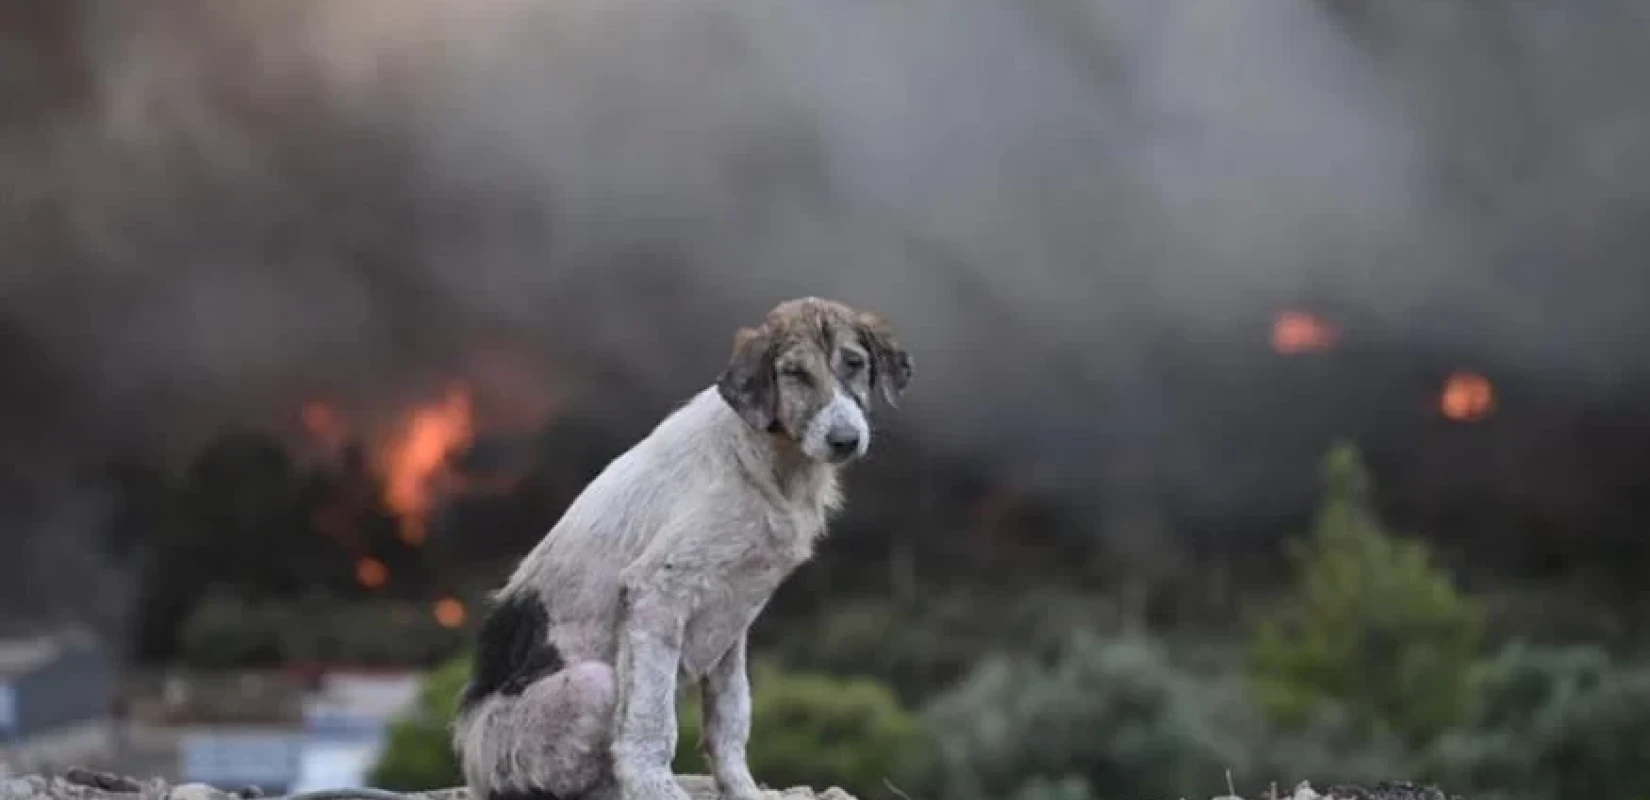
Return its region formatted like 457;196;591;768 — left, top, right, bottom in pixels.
1248;442;1485;747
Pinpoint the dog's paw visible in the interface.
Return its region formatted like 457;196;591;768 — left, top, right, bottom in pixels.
712;773;765;800
615;771;693;800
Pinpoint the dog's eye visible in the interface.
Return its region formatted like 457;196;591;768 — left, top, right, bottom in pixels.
841;351;866;371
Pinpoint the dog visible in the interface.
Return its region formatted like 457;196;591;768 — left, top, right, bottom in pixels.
451;297;913;800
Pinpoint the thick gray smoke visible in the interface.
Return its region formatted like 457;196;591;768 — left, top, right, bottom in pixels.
3;0;1649;630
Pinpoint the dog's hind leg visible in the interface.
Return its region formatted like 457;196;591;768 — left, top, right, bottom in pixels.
456;661;618;800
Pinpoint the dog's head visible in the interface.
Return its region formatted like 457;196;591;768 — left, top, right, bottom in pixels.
717;297;913;465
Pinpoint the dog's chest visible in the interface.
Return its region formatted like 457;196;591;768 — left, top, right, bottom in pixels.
678;547;802;678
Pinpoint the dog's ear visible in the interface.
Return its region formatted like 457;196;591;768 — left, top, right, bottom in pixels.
856;311;912;406
717;326;779;431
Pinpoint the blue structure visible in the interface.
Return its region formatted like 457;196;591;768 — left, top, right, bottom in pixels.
0;628;115;769
178;730;306;793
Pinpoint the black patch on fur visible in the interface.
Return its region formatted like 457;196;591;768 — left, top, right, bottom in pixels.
460;592;565;712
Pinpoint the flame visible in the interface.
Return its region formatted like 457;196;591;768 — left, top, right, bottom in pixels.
1271;310;1338;354
1440;371;1495;422
380;383;475;545
433;597;467;629
356;557;389;589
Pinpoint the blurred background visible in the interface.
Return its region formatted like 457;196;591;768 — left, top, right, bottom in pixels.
2;1;1650;798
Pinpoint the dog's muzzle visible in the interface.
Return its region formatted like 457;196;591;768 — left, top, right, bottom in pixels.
805;390;871;464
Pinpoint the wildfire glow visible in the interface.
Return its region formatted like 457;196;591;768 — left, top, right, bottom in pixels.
434;597;467;629
356;557;389;589
301;401;348;451
380;383;475;545
1440;371;1495;422
1271;310;1338;355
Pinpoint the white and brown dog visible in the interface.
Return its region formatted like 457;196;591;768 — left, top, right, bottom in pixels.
451;297;913;800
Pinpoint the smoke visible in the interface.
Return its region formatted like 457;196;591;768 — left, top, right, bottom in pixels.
3;0;1650;629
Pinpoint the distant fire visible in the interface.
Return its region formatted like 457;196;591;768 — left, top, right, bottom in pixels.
433;597;467;629
1440;371;1495;422
301;401;349;452
356;557;389;589
289;365;556;616
379;383;475;545
1271;310;1338;354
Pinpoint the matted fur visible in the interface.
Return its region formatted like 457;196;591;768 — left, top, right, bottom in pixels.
452;298;912;800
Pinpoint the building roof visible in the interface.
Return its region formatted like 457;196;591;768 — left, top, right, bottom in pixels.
0;627;103;679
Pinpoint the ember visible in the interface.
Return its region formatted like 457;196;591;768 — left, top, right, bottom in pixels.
433;597;467;629
1271;310;1338;354
1440;370;1495;422
356;557;389;589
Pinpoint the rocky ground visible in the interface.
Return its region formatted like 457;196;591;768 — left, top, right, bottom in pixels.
0;769;1462;800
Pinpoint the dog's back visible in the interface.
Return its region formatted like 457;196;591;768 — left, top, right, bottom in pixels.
503;387;739;660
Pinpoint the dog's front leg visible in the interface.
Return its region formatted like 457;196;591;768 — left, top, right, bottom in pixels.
700;632;762;800
611;579;691;800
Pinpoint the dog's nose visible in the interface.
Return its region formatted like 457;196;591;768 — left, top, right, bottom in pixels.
826;428;861;459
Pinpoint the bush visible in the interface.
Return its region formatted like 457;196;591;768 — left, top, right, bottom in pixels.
907;627;1421;800
179;590;470;668
368;654;920;797
369;653;469;790
906;630;1264;800
765;587;1120;706
1009;775;1097;800
674;661;921;799
1424;640;1650;800
1248;442;1485;747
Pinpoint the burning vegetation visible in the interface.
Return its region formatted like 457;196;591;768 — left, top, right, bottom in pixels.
302;383;483;549
1271;310;1339;355
378;383;476;546
271;379;530;636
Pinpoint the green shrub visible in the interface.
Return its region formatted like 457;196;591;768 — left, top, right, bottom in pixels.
369;653;469;790
1248;442;1485;746
907;630;1264;800
179;590;469;668
1424;641;1650;800
368;654;919;797
1009;775;1097;800
674;661;921;799
177;589;298;668
906;626;1421;800
766;587;1119;705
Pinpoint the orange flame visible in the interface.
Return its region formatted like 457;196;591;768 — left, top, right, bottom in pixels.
380;383;475;545
356;557;389;589
433;597;467;629
1440;371;1495;422
1271;310;1338;355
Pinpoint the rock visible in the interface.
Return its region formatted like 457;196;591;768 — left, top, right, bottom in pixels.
0;775;51;800
675;775;855;799
0;771;1461;800
166;784;227;800
61;772;142;795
